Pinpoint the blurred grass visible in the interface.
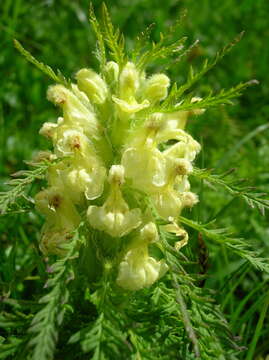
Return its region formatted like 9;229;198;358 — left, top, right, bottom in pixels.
1;0;269;358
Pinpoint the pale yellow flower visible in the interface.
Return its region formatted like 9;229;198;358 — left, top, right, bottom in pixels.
87;165;141;237
116;223;168;290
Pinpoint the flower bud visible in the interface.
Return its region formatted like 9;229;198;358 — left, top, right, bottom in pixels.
104;61;119;85
32;151;57;163
144;74;170;103
119;62;139;99
76;68;108;105
47;85;68;105
71;84;94;112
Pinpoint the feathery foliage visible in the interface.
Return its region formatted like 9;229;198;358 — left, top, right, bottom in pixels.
179;216;269;273
192;167;269;215
0;161;51;215
13;40;70;87
159;79;258;113
161;32;246;107
89;3;107;70
157;263;241;358
27;228;80;360
100;3;126;68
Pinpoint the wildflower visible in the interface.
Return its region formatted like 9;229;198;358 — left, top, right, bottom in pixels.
112;96;150;114
116;223;168;290
143;74;170;103
47;84;100;140
122;145;167;192
76;68;108;104
35;185;80;255
63;157;106;202
87;165;141;237
39;121;59;139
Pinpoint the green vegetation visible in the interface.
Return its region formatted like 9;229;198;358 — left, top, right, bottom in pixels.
1;1;269;359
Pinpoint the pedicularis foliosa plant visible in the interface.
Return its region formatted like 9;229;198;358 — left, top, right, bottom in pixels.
1;3;269;360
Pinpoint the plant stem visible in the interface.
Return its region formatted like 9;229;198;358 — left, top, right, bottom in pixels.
172;273;200;358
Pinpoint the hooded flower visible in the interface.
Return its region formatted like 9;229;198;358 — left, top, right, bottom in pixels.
87;165;141;237
76;68;108;105
47;84;100;140
35;185;80;255
45;125;107;203
122;144;167;192
112;62;150;116
63;157;106;203
116;223;168;290
112;96;149;114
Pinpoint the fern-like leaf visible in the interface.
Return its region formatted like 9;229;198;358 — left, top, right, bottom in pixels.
14;40;70;87
0;161;51;215
179;216;269;273
101;3;126;68
136;35;187;70
89;3;107;70
158;79;258;113
27;230;80;360
158;229;243;359
192;167;269;215
161;32;245;107
131;23;156;63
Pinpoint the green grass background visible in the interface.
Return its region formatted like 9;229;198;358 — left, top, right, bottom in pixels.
1;0;269;358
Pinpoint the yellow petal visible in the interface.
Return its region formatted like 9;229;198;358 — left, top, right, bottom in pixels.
112;96;149;113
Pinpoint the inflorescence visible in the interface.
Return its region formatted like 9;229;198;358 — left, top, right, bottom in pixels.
35;60;204;291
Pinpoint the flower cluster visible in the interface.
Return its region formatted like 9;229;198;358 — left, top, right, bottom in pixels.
35;61;204;290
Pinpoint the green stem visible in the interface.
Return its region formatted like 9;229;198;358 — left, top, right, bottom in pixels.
171;273;200;358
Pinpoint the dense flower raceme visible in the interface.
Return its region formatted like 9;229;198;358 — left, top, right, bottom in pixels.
35;61;204;291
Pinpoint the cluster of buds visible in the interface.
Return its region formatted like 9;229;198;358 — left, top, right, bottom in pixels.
35;61;204;290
